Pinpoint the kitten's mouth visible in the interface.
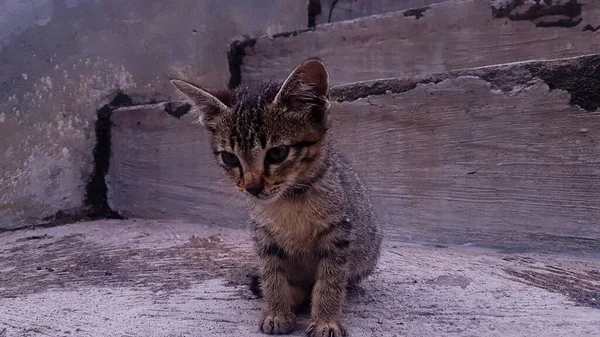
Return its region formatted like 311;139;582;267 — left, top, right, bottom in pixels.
240;180;307;202
245;186;283;202
238;181;289;202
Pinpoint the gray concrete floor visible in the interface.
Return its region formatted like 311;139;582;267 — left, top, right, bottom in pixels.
1;219;599;337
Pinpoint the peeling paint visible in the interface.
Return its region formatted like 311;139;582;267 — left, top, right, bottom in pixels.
331;54;600;108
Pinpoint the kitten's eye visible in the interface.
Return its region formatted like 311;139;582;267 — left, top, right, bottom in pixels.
265;146;290;164
220;152;240;167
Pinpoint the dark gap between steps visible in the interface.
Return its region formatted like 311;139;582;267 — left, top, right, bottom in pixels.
308;0;322;28
84;91;132;220
228;38;257;89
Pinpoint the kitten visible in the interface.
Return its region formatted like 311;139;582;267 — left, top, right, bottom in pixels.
171;59;382;337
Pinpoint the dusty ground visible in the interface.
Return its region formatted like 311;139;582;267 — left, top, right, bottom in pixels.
1;219;599;337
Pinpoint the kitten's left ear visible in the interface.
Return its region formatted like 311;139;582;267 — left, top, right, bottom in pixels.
170;79;229;129
273;59;330;122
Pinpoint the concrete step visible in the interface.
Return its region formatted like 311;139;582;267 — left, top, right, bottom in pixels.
107;54;600;254
1;219;599;336
231;0;600;87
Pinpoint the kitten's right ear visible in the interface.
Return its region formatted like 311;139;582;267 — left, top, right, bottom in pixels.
272;59;330;126
170;79;229;127
273;58;329;105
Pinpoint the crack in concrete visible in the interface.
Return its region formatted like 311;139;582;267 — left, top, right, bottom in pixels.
403;7;430;20
227;38;257;89
308;0;322;28
84;92;132;219
327;0;339;23
583;24;600;32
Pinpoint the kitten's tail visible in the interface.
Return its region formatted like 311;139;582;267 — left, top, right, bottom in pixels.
249;273;263;298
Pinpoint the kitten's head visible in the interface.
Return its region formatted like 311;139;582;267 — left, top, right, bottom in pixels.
171;59;331;202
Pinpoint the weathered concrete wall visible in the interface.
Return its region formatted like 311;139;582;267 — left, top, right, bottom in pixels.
108;55;600;254
236;0;600;87
0;0;307;229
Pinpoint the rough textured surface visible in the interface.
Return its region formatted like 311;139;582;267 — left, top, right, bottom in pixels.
0;219;599;337
109;55;600;254
0;0;307;229
236;0;600;87
332;80;600;254
107;102;247;227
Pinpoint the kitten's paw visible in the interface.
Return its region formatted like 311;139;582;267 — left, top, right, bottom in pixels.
259;311;296;335
306;320;347;337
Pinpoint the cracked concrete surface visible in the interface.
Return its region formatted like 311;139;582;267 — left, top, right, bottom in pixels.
1;219;599;336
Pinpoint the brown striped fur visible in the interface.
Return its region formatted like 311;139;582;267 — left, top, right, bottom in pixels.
171;59;382;337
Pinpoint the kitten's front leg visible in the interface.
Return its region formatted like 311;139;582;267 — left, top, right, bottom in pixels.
258;244;296;335
307;244;350;337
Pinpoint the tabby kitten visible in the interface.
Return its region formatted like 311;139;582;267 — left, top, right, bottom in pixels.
171;59;382;337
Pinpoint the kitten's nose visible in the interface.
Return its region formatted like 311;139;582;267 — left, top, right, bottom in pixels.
245;181;264;196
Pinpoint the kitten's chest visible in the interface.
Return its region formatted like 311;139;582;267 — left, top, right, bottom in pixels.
252;200;330;254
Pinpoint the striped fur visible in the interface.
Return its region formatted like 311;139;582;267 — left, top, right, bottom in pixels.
172;59;382;337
